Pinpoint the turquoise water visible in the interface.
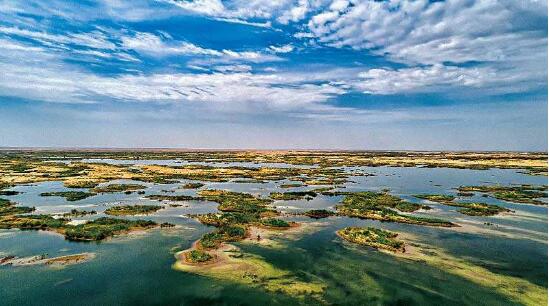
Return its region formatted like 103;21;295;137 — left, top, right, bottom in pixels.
0;165;546;305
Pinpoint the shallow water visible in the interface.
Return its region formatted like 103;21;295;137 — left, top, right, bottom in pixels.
0;163;546;305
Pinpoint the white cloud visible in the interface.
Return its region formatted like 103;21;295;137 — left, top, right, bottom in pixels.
304;0;547;65
268;44;294;53
0;38;345;112
120;31;282;62
355;65;494;95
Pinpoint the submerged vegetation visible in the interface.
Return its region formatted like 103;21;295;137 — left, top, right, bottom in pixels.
40;191;95;201
104;205;163;216
337;226;405;252
414;194;511;216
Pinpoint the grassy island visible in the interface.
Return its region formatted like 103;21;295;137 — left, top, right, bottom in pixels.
0;198;35;216
63;209;97;217
0;214;157;241
457;185;547;205
414;194;455;204
105;205;162;216
40;191;96;201
304;209;335;219
181;182;204;189
189;190;282;250
198;190;274;215
414;194;510;216
146;194;200;201
199;225;247;249
260;218;290;228
184;249;213;263
337;226;405;252
279;183;303;188
269;191;317;201
335;191;454;227
64;217;157;241
0;190;20;196
92;184;146;193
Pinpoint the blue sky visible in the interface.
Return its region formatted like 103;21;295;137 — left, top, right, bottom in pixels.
0;0;547;150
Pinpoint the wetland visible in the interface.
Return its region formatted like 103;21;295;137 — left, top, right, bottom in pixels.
0;150;546;305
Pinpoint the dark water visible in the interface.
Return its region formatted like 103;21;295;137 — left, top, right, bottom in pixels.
0;165;546;305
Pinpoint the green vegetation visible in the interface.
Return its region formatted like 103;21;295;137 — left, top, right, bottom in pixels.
455;203;511;216
191;190;281;250
0;214;157;241
337;226;405;252
105;205;162;216
0;214;66;230
269;191;317;201
197;212;257;227
457;191;474;197
63;209;97;217
414;193;510;216
304;209;335;219
336;192;454;227
181;182;204;189
414;194;455;204
198;190;274;215
92;184;146;193
64;217;157;241
0;190;20;196
0;198;35;216
458;185;547;205
199;225;247;249
279;183;303;188
260;218;290;228
40;191;96;201
146;194;200;201
64;180;100;188
184;249;213;263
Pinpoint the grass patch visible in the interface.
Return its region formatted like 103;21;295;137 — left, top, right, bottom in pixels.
105;205;162;216
92;184;146;193
336;191;454;227
40;191;95;201
337;226;405;252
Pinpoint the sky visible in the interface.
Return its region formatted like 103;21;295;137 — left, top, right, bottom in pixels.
0;0;547;151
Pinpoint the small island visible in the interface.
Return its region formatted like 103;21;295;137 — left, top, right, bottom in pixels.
337;226;405;252
303;209;335;219
181;182;205;189
92;184;146;193
105;205;163;216
335;191;453;227
414;194;511;216
457;185;547;205
40;191;96;201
